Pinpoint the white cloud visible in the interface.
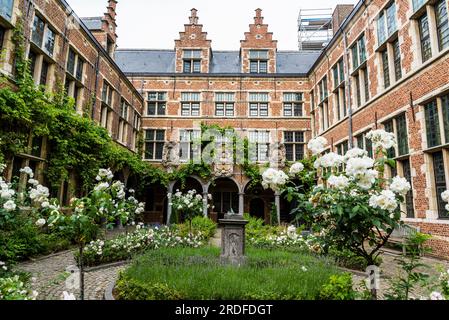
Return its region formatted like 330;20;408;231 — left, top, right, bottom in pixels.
68;0;358;50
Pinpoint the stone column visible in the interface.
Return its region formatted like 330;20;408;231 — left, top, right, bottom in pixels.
166;182;175;225
203;192;209;217
219;214;248;266
238;192;245;216
275;192;281;225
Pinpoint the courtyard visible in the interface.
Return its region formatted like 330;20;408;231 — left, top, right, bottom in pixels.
1;0;449;308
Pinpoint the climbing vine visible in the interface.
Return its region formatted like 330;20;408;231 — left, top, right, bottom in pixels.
0;21;152;193
0;21;286;196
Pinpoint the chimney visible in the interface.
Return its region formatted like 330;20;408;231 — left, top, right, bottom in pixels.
103;0;118;57
189;8;199;25
332;4;354;34
254;8;264;25
107;0;118;21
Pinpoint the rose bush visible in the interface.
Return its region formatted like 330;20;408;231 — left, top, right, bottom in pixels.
305;131;410;269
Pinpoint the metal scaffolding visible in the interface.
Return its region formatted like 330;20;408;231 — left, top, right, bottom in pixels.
298;8;333;51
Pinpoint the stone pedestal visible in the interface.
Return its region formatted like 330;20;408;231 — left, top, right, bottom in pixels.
219;214;248;266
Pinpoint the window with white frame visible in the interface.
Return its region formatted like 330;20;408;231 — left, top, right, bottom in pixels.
0;25;6;53
28;13;56;87
355;131;373;158
413;0;449;63
183;50;201;73
181;92;201;116
179;129;201;161
431;150;448;219
65;47;85;108
333;59;347;118
0;0;14;21
215;92;235;117
283;93;303;117
248;130;270;162
377;2;397;46
131;112;141;152
147;92;167;116
249;93;269;117
118;99;130;144
284;131;305;161
351;35;367;71
66;48;84;81
336;141;349;156
144;129;165;160
383;113;414;217
381;49;390;88
318;76;329;131
101;82;114;106
100;82;114;133
350;34;369;107
249;50;269;74
383;112;409;158
436;0;449;51
31;14;56;57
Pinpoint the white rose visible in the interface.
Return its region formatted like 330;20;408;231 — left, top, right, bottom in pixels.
441;190;449;203
1;189;14;199
289;162;304;175
3;200;16;212
344;148;368;162
390;176;411;196
328;175;349;190
307;137;328;155
36;218;46;227
20;166;34;178
429;291;445;300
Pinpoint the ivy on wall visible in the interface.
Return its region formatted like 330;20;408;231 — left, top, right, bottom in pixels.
0;21;294;196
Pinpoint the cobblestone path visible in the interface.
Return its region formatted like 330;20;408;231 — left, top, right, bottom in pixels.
15;244;449;300
352;250;449;299
17;250;125;300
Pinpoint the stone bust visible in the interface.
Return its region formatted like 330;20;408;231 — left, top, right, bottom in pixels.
162;141;180;168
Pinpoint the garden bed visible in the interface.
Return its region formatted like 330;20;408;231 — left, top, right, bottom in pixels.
114;247;345;300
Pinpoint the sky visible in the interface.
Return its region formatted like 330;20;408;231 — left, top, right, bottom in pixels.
67;0;358;50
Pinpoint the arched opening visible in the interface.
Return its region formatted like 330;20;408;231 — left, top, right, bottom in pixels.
171;177;204;224
142;183;167;225
209;178;239;221
173;176;203;194
249;198;265;220
280;178;301;224
244;181;274;223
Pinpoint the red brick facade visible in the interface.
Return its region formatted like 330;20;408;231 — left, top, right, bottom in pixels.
2;1;449;258
0;0;143;201
309;0;449;259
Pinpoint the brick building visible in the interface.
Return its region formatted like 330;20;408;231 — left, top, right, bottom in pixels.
115;8;318;225
0;0;143;202
115;2;449;258
1;0;449;258
308;0;449;258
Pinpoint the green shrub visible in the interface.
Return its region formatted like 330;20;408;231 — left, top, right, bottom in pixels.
174;216;217;239
0;212;72;263
329;247;382;271
319;273;356;300
115;274;182;300
244;213;282;240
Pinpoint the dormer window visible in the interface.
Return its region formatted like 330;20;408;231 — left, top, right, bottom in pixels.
183;50;202;73
249;50;268;74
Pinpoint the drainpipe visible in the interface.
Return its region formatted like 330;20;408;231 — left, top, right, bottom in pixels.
91;51;101;119
343;32;354;148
